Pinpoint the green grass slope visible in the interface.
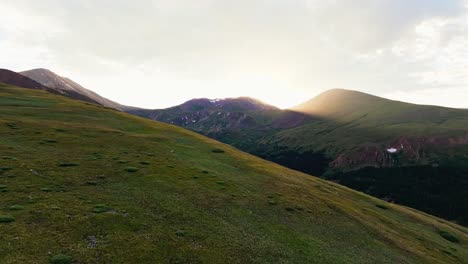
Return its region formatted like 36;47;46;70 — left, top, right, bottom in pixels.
0;83;467;264
260;89;468;225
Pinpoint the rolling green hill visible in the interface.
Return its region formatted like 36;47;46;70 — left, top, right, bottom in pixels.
132;89;468;226
1;83;467;263
260;89;468;225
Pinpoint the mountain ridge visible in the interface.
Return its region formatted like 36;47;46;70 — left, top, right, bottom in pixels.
20;68;133;111
0;69;48;90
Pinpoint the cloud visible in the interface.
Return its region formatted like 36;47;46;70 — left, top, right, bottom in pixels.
0;0;467;108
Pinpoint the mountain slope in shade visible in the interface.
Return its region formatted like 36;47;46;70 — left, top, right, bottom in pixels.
0;83;467;263
20;68;130;110
133;89;468;226
0;69;48;90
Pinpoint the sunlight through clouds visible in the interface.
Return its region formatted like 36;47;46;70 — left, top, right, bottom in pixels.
0;0;467;108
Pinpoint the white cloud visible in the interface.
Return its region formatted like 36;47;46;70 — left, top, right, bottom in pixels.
0;0;467;108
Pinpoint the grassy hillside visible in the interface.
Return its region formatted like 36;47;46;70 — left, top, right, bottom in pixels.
0;83;467;263
132;89;468;226
259;89;468;225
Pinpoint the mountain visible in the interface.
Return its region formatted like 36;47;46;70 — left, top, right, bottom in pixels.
132;89;468;226
0;82;467;263
127;97;311;147
20;68;130;110
0;69;48;90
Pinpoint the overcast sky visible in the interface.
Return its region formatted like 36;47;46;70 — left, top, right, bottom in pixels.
1;0;468;109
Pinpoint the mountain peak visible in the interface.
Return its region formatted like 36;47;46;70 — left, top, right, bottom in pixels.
20;68;128;110
22;68;54;74
291;88;389;116
179;96;278;112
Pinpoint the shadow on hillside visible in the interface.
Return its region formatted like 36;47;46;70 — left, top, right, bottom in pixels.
243;110;468;227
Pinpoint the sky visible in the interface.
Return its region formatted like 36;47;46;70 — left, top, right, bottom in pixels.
1;0;468;109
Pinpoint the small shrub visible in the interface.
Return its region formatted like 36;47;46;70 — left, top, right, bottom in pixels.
40;188;53;192
202;170;209;174
125;167;138;172
44;139;57;143
0;215;16;223
117;160;128;164
58;163;79;167
6;123;19;129
2;156;16;160
175;230;185;237
93;204;111;213
375;204;389;210
285;207;295;212
268;200;278;205
0;185;7;189
0;167;12;173
8;205;24;211
212;148;225;153
439;231;460;243
140;161;150;165
216;181;225;185
86;181;97;186
49;254;73;264
55;128;66;132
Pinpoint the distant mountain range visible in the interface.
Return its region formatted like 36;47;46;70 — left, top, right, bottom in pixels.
1;67;467;225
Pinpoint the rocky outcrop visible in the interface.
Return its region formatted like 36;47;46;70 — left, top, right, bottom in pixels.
330;134;468;170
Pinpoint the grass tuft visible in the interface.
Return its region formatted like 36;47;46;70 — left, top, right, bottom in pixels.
58;162;79;167
0;215;16;223
439;231;460;243
93;204;111;213
212;148;225;153
0;166;12;173
125;167;139;172
375;204;389;210
49;254;73;264
6;123;19;129
8;205;24;211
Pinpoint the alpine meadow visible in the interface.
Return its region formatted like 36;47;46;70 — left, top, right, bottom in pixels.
1;1;468;263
